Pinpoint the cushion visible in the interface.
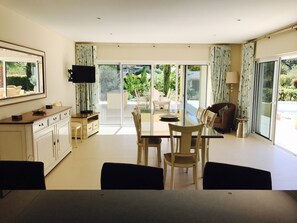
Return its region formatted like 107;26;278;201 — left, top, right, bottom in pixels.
218;105;228;117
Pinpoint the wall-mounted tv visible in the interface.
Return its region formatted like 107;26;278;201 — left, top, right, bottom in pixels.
72;65;96;83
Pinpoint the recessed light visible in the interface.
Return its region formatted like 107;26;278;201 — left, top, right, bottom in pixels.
237;19;241;22
96;17;101;20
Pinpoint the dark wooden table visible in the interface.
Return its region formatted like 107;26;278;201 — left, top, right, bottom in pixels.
1;190;297;222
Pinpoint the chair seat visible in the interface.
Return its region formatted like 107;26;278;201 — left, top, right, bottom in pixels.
164;153;196;166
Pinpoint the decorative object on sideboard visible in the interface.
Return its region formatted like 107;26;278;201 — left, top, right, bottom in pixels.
32;109;46;116
11;115;23;121
46;104;53;109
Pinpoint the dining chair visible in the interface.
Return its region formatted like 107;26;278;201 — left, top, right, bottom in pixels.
191;110;217;166
153;100;170;113
203;162;272;190
0;160;46;190
196;107;206;124
203;110;217;128
132;109;162;166
100;162;164;190
164;123;203;190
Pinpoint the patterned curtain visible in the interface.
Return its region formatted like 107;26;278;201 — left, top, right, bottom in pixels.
75;44;99;113
209;46;231;103
237;42;255;132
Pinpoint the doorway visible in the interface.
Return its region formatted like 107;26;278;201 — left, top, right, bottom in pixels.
274;57;297;154
253;60;278;139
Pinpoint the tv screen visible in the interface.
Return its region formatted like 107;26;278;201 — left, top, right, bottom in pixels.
72;65;95;83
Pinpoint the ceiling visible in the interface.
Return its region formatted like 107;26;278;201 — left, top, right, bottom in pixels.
0;0;297;44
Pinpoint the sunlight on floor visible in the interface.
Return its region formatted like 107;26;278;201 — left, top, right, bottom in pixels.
99;125;135;135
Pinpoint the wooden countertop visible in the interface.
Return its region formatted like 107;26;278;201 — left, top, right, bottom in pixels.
0;106;71;124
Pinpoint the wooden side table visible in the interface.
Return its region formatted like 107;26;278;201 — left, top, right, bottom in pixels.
236;118;248;138
71;112;99;140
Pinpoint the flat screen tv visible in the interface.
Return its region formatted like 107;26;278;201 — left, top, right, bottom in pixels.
72;65;95;83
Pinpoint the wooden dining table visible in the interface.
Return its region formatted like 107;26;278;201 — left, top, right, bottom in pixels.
140;109;223;172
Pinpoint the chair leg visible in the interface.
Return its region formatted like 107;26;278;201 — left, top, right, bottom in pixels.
74;127;78;148
170;166;175;190
193;165;198;190
79;126;82;143
157;145;161;167
164;161;167;183
137;145;142;164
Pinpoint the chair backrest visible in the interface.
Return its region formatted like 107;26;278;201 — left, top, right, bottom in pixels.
132;110;142;143
0;161;46;190
203;162;272;190
204;110;217;128
169;124;203;157
100;162;164;190
196;107;206;123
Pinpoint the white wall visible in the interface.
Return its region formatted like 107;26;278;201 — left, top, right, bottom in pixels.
256;31;297;59
0;5;75;119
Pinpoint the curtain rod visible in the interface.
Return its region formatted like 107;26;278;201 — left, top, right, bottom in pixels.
248;23;297;43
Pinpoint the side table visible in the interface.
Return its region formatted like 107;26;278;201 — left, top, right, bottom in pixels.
236;118;248;138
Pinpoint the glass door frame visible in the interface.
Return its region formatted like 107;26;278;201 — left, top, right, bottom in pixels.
252;57;280;141
96;60;210;126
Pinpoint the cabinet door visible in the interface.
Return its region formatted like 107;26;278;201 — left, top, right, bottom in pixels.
34;126;56;174
56;118;72;158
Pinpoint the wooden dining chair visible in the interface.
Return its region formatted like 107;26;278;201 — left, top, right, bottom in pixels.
132;109;162;166
192;110;217;165
164;123;203;190
100;162;164;190
196;107;207;124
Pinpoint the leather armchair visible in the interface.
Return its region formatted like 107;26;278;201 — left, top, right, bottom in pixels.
207;103;236;133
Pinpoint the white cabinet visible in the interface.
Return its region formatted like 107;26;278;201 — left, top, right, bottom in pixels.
0;106;72;175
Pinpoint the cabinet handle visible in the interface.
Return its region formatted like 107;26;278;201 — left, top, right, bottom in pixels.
53;141;56;146
39;123;44;127
53;117;57;120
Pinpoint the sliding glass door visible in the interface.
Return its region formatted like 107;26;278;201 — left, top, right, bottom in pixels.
274;57;297;154
97;62;209;126
253;60;278;139
98;64;121;125
180;65;208;117
122;64;152;125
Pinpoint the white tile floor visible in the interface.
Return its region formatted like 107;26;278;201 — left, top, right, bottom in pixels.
45;126;297;190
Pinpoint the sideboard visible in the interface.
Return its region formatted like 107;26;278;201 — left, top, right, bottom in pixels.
0;106;72;175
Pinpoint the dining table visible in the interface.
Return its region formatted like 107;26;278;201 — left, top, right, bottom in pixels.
140;109;223;172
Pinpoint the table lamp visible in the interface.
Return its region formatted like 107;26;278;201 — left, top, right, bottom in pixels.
226;72;239;101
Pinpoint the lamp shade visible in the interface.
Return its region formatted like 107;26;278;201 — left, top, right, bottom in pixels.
226;72;239;84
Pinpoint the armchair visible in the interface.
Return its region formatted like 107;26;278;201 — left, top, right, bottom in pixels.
207;103;236;133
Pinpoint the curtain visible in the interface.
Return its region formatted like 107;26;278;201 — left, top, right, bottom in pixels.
209;46;231;103
237;42;255;132
75;44;99;113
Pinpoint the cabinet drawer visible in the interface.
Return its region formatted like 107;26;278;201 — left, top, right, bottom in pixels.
87;123;93;133
48;114;60;125
33;119;48;132
60;110;70;120
92;121;99;130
